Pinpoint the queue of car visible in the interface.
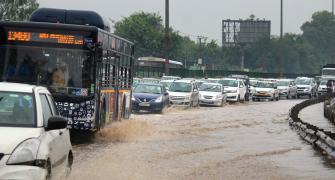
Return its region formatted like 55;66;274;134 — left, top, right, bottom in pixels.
132;76;324;113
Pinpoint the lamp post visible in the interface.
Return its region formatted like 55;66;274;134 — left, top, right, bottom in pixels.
164;0;170;75
280;0;283;39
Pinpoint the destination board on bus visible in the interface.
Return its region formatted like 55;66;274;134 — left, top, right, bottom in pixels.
7;31;84;45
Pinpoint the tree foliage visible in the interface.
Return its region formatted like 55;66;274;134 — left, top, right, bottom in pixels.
114;11;335;74
0;0;39;21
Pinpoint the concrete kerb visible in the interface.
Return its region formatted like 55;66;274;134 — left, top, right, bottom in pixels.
289;93;335;160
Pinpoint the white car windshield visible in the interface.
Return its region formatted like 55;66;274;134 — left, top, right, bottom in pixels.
296;79;311;85
220;80;238;87
257;82;275;88
0;92;35;127
278;81;290;86
169;82;192;92
199;84;221;92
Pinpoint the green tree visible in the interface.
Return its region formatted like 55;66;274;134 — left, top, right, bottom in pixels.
301;11;335;64
114;12;164;58
0;0;39;21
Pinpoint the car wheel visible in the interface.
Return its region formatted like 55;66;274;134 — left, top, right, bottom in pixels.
46;159;52;180
219;100;224;107
271;95;274;101
159;106;167;114
65;152;73;179
252;97;255;101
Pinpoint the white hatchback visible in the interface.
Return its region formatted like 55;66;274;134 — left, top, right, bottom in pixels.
0;83;72;180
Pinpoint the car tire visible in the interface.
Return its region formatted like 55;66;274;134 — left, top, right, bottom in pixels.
65;152;73;179
46;159;52;180
219;100;224;107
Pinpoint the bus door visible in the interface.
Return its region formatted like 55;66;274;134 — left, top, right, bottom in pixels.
110;53;121;121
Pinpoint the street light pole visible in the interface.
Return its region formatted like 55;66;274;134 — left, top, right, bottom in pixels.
279;0;283;77
332;0;334;15
280;0;283;38
164;0;170;76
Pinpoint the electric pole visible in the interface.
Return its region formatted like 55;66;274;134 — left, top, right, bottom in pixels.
164;0;170;75
280;0;283;38
279;0;283;77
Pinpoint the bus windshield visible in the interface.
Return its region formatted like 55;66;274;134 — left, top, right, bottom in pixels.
322;69;335;76
0;46;94;96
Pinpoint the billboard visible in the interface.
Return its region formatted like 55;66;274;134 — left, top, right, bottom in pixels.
222;19;271;47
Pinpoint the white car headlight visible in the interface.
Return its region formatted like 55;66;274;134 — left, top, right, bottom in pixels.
7;138;40;165
216;95;222;99
155;96;163;102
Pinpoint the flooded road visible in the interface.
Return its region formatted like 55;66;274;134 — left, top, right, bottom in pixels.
69;99;335;180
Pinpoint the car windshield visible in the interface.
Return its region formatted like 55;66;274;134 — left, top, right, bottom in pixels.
134;84;162;94
320;80;327;85
296;79;311;85
0;92;35;127
199;84;221;92
220;80;238;87
160;82;173;89
169;82;192;92
277;81;290;86
250;80;258;86
257;82;275;88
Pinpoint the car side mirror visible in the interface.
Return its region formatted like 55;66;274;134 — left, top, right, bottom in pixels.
239;85;243;88
46;116;68;131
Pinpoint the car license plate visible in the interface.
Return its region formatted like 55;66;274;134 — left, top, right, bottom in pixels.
139;102;150;107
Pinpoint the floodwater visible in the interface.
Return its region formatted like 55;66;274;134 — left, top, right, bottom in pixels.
69;99;335;180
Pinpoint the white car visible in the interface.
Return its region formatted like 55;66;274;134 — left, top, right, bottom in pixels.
0;83;72;180
253;81;279;101
318;79;328;96
277;79;298;99
295;77;317;98
199;83;227;107
220;78;247;102
169;80;199;107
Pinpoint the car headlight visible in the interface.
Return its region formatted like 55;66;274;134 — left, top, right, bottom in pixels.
155;96;163;102
216;95;222;99
7;138;40;165
132;95;136;101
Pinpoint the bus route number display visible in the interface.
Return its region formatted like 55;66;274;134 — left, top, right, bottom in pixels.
7;31;84;45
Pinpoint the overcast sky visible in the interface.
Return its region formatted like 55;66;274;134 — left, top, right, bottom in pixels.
38;0;331;43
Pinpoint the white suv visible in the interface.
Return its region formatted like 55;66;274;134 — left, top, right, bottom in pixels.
220;78;247;102
0;83;72;180
295;77;317;98
169;80;199;107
